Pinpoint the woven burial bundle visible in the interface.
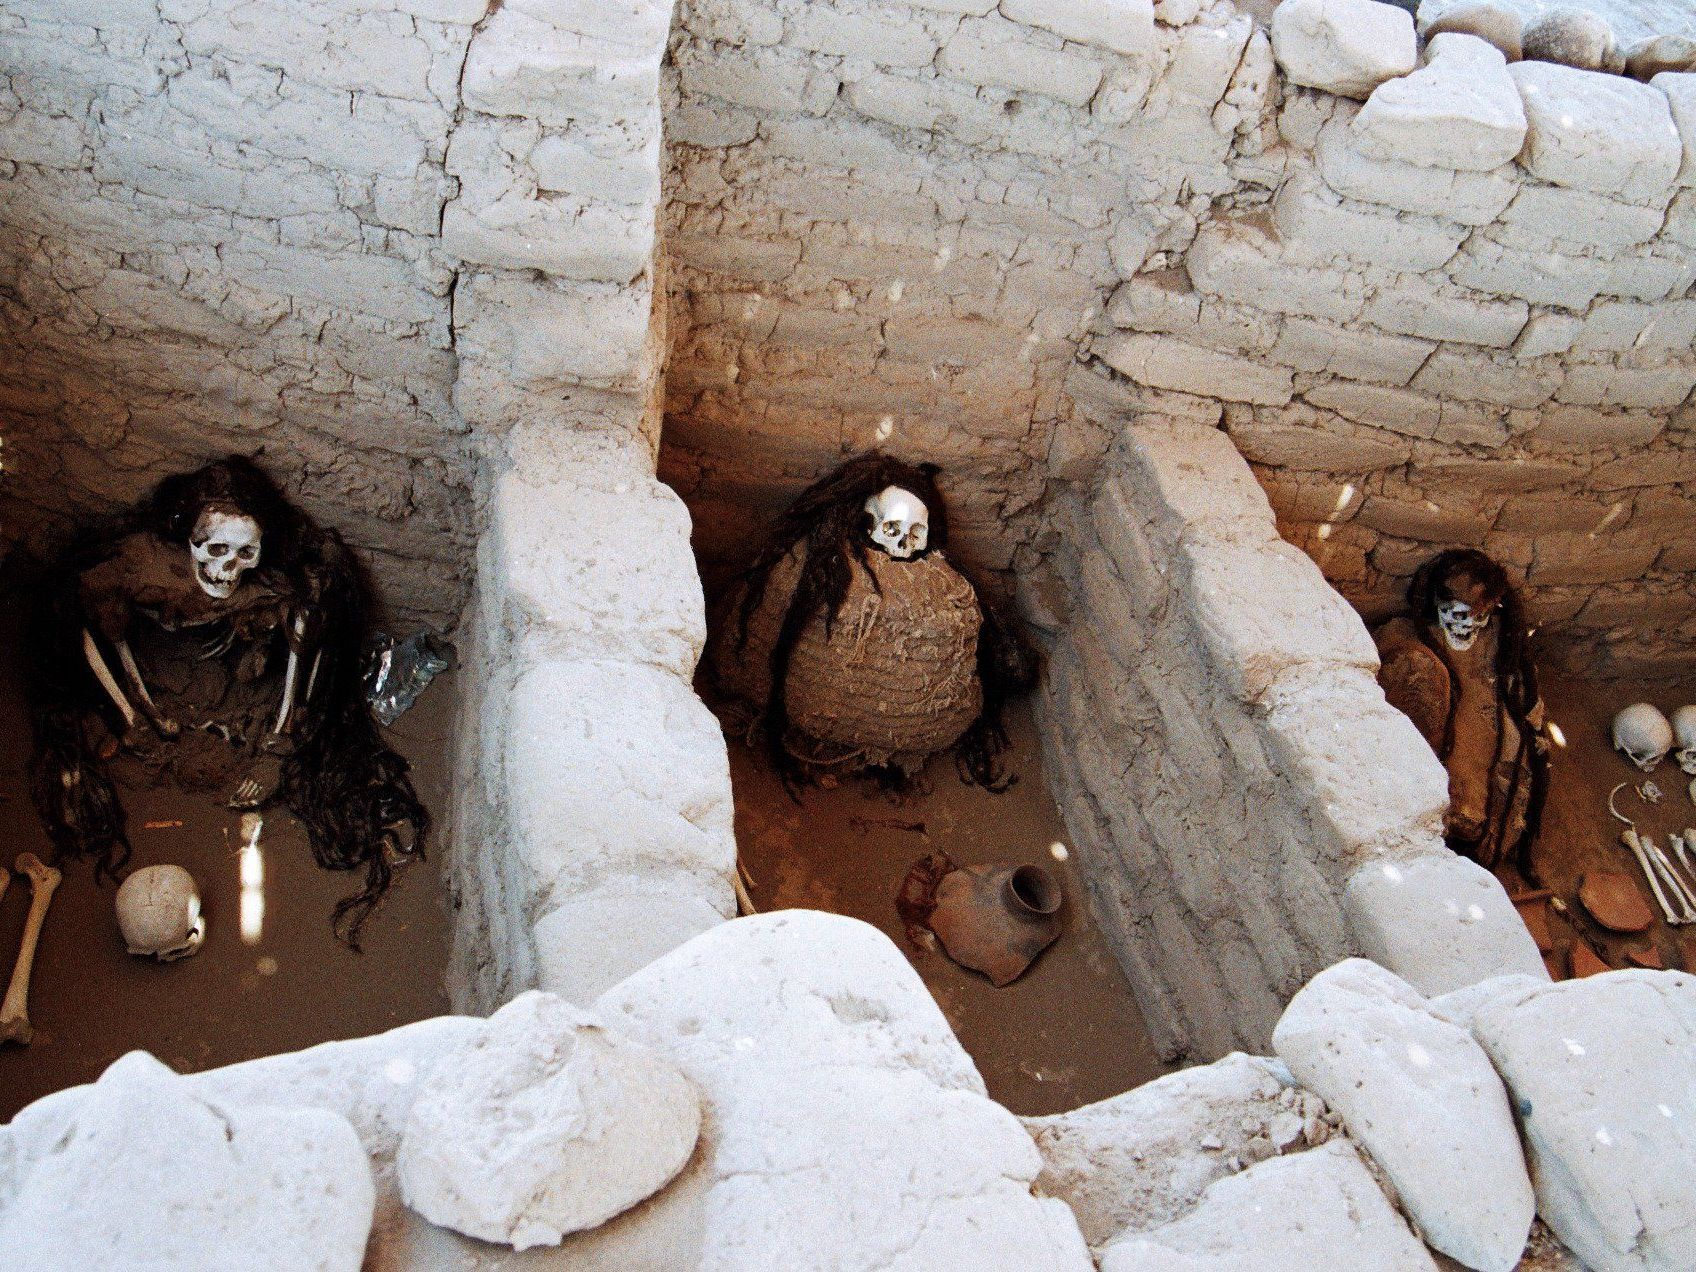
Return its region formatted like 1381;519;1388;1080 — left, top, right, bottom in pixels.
712;543;984;772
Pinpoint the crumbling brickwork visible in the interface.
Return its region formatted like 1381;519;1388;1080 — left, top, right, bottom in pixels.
0;0;486;623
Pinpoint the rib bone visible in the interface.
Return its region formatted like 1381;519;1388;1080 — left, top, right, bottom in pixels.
0;854;63;1045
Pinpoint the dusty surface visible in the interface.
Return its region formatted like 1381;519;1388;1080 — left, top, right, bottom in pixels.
0;613;452;1122
1511;666;1696;977
720;697;1169;1116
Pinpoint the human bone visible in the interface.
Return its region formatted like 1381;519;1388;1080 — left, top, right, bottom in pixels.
1435;597;1488;651
188;508;262;599
1520;8;1616;72
1671;705;1696;775
863;485;930;559
1;853;63;1045
1612;703;1674;771
116;864;206;961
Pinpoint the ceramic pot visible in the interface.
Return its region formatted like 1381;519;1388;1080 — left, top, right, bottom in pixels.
929;863;1063;986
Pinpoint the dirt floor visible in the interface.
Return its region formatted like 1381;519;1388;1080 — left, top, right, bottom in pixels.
0;614;453;1122
719;697;1169;1116
1509;667;1696;979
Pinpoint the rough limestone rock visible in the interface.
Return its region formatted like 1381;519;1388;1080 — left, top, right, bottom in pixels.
1023;1052;1332;1247
1344;853;1549;996
0;1052;374;1271
1422;2;1525;61
1097;1141;1438;1271
1657;72;1696;186
1272;959;1535;1272
1353;33;1528;170
1628;36;1696;81
1470;971;1696;1272
396;991;701;1249
533;877;728;1005
592;911;1093;1271
1522;8;1619;72
1271;0;1418;100
1509;60;1683;202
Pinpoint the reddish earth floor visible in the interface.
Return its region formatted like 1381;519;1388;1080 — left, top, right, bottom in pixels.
0;612;453;1121
720;697;1170;1116
1510;667;1696;979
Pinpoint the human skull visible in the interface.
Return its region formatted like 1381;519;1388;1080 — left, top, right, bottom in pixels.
1672;705;1696;775
1435;598;1489;651
189;507;261;600
1612;703;1675;773
863;486;930;560
116;864;205;961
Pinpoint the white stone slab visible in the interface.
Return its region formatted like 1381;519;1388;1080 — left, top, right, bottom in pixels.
1353;33;1527;171
1271;0;1418;100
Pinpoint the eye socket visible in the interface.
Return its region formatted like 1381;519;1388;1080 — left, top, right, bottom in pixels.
237;545;258;560
206;543;230;558
883;521;900;535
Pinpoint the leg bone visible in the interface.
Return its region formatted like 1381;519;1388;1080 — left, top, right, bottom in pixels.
1622;830;1683;927
83;628;139;730
0;853;63;1046
116;639;177;737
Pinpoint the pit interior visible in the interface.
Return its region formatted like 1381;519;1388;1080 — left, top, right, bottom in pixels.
2;0;1695;1147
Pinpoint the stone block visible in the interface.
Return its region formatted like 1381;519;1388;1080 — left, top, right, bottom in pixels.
1269;318;1435;386
1305;380;1442;437
1575;300;1696;352
938;29;1105;106
1657;71;1696;186
462;8;661;125
503;659;737;913
1177;529;1381;704
1098;333;1294;405
1361;276;1529;347
1352;32;1527;171
785;4;939;67
1471;972;1696;1272
677;47;840;117
1555;362;1696;410
1001;0;1155;57
1269;0;1417;100
0;1053;374;1270
1356;493;1493;543
1023;1054;1309;1246
1343;853;1549;997
396;992;700;1249
1099;1141;1436;1270
1272;959;1535;1272
1450;240;1620;311
533;879;728;1006
1186;219;1367;323
488;435;704;677
1529;532;1661;585
594;912;1095;1270
1317;115;1519;224
1260;663;1450;862
1274;171;1466;272
1492;184;1665;253
1410;348;1560;408
456;271;653;390
1509;61;1682;203
1513;311;1584;357
1114;418;1280;545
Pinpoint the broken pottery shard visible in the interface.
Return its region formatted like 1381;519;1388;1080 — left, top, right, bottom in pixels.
396;991;701;1250
1568;940;1612;977
1514;896;1554;953
1353;33;1528;171
0;1051;374;1271
1470;971;1696;1272
1098;1141;1437;1270
1270;0;1417;100
1578;870;1654;933
1272;959;1534;1272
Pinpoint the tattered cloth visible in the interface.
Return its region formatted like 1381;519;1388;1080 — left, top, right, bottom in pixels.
712;544;984;775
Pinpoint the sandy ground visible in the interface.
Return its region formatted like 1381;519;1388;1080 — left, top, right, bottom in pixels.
1512;667;1696;977
0;612;453;1122
720;697;1170;1116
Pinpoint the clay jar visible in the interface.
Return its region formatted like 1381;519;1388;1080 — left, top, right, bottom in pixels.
930;863;1063;987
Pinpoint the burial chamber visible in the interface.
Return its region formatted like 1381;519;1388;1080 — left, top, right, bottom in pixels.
2;0;1695;1266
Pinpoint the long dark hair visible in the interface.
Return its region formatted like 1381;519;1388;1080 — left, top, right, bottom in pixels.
1409;548;1548;870
731;453;1034;793
27;456;427;948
